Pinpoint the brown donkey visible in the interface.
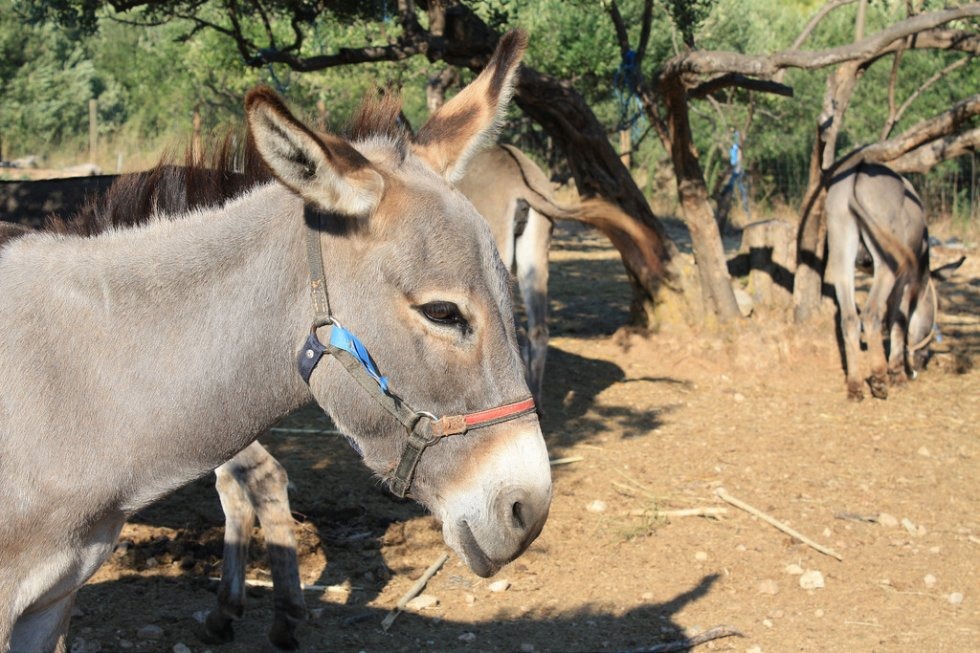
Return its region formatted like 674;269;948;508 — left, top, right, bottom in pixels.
0;31;551;653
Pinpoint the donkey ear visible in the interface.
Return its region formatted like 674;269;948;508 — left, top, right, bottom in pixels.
245;87;383;217
414;30;527;182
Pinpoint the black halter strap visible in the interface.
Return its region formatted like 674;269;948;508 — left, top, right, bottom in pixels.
297;208;535;498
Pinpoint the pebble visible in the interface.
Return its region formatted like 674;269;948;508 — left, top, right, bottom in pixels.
878;513;899;528
784;563;804;575
733;392;746;403
901;518;927;536
406;594;439;610
586;500;608;513
641;592;654;601
757;579;779;595
762;619;773;628
173;644;192;653
694;551;708;561
488;579;511;593
747;646;763;653
464;592;477;605
137;625;164;640
948;592;964;605
145;557;159;569
822;527;832;537
799;570;825;590
917;446;931;457
458;632;477;642
924;574;937;588
192;610;208;624
814;609;824;618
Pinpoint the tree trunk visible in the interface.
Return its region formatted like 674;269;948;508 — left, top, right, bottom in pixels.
661;75;741;322
514;67;678;327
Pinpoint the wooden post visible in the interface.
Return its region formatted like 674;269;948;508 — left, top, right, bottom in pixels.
192;109;202;164
619;129;632;168
88;99;98;163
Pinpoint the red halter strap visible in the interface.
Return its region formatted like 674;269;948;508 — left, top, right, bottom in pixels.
430;397;537;437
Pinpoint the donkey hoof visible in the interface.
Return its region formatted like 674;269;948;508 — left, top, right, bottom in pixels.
888;369;908;387
869;377;889;399
201;612;235;644
268;620;301;651
847;383;864;402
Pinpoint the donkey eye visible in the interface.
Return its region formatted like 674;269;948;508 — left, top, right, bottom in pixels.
418;301;466;327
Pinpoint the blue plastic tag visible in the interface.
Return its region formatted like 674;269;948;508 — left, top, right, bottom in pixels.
329;323;390;394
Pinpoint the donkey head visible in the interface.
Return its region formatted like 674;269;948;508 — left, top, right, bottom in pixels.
246;31;551;577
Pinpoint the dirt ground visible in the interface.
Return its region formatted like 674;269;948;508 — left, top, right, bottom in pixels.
70;219;979;653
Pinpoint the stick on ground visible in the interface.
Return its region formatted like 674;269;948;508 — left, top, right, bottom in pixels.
617;625;744;652
381;551;450;631
716;488;843;561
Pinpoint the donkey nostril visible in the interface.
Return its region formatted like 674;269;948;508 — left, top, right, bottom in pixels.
511;501;526;531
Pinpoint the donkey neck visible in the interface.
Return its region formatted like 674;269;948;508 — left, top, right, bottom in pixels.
2;184;314;512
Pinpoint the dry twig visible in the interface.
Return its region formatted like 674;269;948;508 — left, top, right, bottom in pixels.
716;488;843;561
549;456;584;466
626;507;728;519
616;625;744;652
381;552;450;631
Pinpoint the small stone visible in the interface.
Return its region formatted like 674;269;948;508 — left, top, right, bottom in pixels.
694;551;708;561
735;544;747;552
929;546;941;554
917;446;931;457
406;594;439;610
464;592;476;605
822;527;832;537
924;574;937;588
144;557;159;569
586;500;607;513
520;644;535;653
814;609;824;618
733;392;746;403
192;610;208;624
878;513;899;528
173;644;192;653
641;592;654;601
136;625;163;640
488;579;511;593
762;619;773;628
901;518;917;534
799;570;825;590
458;632;477;642
757;579;779;595
747;646;763;653
784;563;804;575
948;592;964;605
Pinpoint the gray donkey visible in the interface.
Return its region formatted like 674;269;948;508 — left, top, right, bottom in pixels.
0;31;552;653
825;161;953;400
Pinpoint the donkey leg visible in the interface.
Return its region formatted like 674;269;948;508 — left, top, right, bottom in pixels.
204;450;258;644
514;208;552;408
239;443;306;651
887;283;913;386
9;593;75;653
863;267;897;399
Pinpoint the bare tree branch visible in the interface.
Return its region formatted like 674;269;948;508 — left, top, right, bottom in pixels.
887;127;980;173
882;56;973;139
882;42;907;139
663;6;980;81
688;74;794;99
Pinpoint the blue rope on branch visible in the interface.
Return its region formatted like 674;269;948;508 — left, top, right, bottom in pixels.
613;49;645;138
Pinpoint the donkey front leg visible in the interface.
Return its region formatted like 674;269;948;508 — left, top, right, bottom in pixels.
205;441;305;651
887;283;913;386
515;207;553;408
863;267;898;399
9;593;76;653
239;443;306;651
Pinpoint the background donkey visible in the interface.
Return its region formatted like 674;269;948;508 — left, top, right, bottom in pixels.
0;31;552;653
825;161;940;400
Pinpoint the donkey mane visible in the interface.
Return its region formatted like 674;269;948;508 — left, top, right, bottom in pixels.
32;90;410;242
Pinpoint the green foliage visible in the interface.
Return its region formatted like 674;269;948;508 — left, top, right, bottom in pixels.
1;0;975;219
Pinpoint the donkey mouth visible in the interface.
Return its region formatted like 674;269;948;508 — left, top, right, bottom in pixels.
456;520;500;578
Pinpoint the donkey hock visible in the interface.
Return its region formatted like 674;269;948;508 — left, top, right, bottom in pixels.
0;30;551;653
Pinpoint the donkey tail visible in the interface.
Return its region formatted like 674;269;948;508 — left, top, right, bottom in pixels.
497;144;582;222
848;163;919;286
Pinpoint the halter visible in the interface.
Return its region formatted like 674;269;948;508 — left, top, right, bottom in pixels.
298;207;536;498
